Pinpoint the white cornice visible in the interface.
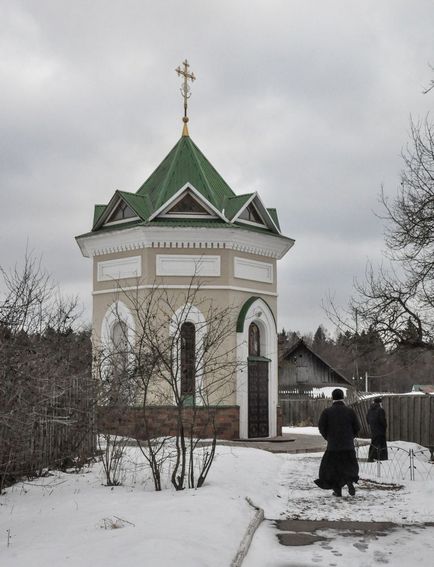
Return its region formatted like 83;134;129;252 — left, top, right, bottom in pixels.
76;225;294;260
93;284;278;297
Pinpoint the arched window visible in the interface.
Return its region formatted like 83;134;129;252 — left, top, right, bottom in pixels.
111;320;129;377
180;322;196;398
112;320;128;348
249;322;260;357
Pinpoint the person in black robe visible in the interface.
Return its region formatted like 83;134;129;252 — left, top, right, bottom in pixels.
366;397;388;461
314;388;360;497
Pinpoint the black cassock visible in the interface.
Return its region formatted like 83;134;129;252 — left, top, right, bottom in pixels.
314;401;360;491
315;449;359;490
366;403;388;461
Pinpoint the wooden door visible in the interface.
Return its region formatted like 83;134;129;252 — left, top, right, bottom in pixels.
248;360;269;438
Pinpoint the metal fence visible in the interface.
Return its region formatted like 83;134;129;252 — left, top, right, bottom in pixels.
356;442;434;482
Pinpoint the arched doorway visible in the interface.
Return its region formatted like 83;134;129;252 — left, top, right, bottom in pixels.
247;322;269;437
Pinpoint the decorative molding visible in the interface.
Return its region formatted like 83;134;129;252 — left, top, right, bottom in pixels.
234;257;273;284
156;254;221;277
93;284;278;297
103;216;140;227
76;226;294;260
97;256;142;282
148;182;228;222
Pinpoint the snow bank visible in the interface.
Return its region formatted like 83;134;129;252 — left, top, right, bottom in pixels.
0;444;284;567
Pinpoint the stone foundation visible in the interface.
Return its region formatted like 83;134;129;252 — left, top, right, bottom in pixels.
98;405;240;441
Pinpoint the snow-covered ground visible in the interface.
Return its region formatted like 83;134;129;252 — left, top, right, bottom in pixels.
244;445;434;567
283;426;322;436
1;434;433;567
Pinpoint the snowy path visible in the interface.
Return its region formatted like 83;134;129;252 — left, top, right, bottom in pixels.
244;450;434;567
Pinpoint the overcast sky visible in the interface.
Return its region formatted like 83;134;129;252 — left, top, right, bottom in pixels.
1;0;433;334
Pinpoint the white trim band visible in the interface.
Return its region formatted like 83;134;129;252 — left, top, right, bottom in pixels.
92;284;278;297
76;226;294;260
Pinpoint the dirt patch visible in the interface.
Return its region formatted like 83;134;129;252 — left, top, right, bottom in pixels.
358;479;404;491
277;532;329;546
276;519;397;534
274;519;398;547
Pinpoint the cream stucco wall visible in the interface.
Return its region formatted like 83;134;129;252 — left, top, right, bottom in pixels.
92;247;277;294
91;245;278;408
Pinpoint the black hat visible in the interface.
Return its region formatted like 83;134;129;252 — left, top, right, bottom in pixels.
373;397;383;403
332;388;344;400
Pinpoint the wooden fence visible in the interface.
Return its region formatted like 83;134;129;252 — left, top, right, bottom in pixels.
351;395;434;448
278;386;354;426
279;391;434;449
279;398;331;426
0;373;96;489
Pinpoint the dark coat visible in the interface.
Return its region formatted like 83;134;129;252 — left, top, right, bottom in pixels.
318;401;360;451
366;403;387;437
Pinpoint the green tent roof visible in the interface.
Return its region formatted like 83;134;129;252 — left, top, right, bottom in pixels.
136;135;236;213
90;133;282;236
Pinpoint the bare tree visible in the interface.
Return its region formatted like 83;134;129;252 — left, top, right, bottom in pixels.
326;117;434;352
0;252;94;490
95;276;243;491
422;64;434;95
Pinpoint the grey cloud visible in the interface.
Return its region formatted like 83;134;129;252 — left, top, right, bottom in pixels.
1;0;434;333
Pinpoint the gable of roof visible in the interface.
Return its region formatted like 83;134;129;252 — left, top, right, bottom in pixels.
223;194;253;220
93;191;150;230
228;193;280;234
281;338;352;386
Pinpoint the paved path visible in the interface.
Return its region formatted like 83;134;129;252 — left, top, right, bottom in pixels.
244;517;434;566
242;447;434;566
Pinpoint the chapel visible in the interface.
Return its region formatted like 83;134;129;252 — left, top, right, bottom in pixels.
76;60;294;439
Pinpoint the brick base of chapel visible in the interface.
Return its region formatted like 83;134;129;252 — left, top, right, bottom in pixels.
98;405;241;441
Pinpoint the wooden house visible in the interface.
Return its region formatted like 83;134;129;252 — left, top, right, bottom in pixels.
279;338;352;391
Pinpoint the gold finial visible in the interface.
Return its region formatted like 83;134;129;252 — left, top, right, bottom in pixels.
175;59;196;136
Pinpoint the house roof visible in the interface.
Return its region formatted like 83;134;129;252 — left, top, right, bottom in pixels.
281;338;353;386
411;384;434;394
89;133;285;237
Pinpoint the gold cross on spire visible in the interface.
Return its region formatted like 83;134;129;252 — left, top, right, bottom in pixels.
175;59;196;136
